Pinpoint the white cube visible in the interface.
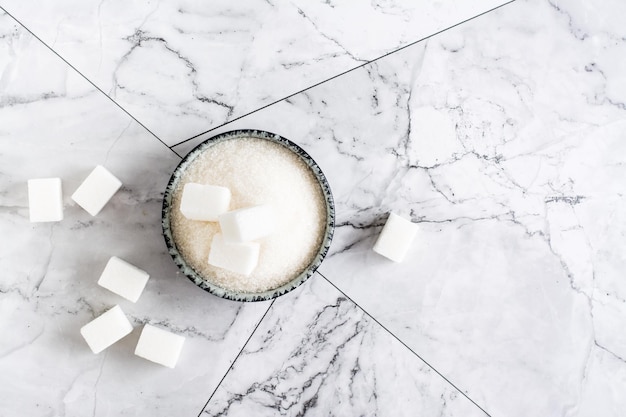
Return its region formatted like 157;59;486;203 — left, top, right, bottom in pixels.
180;183;231;221
80;305;133;354
135;324;185;368
28;178;63;222
218;204;273;242
208;233;260;276
373;212;419;262
97;256;150;303
71;165;122;216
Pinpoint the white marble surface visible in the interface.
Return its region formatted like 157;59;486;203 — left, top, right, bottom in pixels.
174;0;626;415
203;276;488;417
0;13;271;416
2;0;626;416
0;0;509;145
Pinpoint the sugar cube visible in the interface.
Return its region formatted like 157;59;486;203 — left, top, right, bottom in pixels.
28;178;63;222
80;305;133;354
218;204;273;242
180;183;231;221
71;165;122;216
134;324;185;368
97;256;150;303
373;212;419;262
208;233;260;276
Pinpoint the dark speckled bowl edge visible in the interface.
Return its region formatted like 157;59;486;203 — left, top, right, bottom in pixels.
161;129;335;302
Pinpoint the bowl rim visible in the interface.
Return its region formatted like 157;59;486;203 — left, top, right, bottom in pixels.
162;129;335;302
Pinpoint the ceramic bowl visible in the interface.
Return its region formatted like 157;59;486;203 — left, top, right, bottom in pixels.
162;129;335;301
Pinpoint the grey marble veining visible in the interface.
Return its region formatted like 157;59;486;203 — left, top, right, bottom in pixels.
203;275;488;417
2;0;626;415
0;0;510;145
0;12;271;416
174;0;626;415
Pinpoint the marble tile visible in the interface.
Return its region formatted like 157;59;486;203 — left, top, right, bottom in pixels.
0;0;511;145
202;275;488;417
0;12;270;417
174;0;626;415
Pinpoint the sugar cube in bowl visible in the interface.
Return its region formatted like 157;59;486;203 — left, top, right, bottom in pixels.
162;130;335;301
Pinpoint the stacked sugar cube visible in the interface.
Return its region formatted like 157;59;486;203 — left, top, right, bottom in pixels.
169;138;327;294
28;166;186;368
178;182;274;276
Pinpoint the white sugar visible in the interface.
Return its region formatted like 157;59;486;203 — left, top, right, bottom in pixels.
80;305;133;354
97;256;150;303
71;165;122;216
218;204;274;242
170;138;327;293
134;324;185;368
180;183;231;221
28;178;63;222
208;233;260;276
373;213;418;262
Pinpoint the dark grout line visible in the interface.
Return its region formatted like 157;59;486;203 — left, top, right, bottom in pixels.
170;148;183;158
0;6;182;160
170;0;517;150
2;3;510;412
318;271;493;417
196;299;276;417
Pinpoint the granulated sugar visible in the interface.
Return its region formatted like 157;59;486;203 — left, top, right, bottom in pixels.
170;137;327;293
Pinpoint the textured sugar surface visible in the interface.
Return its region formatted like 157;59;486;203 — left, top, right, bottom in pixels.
171;138;326;293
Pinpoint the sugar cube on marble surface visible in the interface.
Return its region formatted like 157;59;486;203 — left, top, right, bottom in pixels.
97;256;150;303
27;178;63;222
218;204;274;242
80;305;133;354
134;324;185;368
208;233;260;276
180;183;231;221
71;165;122;216
373;212;419;262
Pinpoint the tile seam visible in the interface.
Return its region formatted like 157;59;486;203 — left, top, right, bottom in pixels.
318;271;492;417
197;298;276;417
0;6;182;159
169;0;517;150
